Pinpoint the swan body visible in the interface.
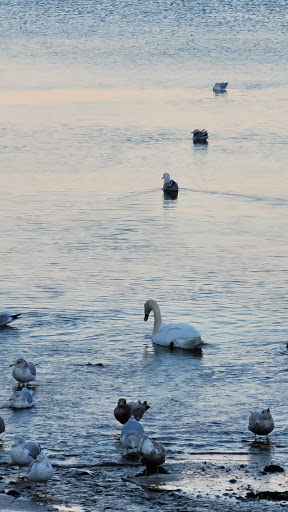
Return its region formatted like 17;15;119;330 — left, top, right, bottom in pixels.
9;387;35;408
248;408;274;440
213;82;228;92
114;398;150;425
120;416;144;452
10;358;36;385
27;452;54;484
0;312;21;326
10;438;41;469
144;299;202;350
162;172;178;198
139;435;165;474
192;129;208;143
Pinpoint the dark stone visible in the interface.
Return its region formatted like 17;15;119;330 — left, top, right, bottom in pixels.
263;464;284;473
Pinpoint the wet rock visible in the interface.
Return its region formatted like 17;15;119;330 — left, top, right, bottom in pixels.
5;489;21;497
229;478;237;483
263;464;284;473
247;490;288;501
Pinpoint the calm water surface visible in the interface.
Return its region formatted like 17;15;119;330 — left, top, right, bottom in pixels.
0;1;287;510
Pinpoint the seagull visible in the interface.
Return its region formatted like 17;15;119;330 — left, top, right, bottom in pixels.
248;408;274;441
0;312;21;327
120;416;144;453
10;358;36;386
162;172;178;198
9;387;35;408
213;82;228;92
114;398;150;425
10;438;41;474
192;129;208;144
27;452;54;493
139;435;165;475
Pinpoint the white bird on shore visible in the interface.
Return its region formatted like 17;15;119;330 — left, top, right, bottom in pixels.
10;358;36;386
114;398;150;425
10;438;41;474
213;82;228;92
144;299;202;350
248;408;274;440
27;452;54;491
9;387;35;408
120;416;144;453
0;312;21;326
139;435;165;475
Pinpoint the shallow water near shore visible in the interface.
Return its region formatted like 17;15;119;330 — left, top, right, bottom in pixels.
0;1;288;511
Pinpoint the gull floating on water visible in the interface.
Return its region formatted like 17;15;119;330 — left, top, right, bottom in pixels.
213;82;228;92
27;452;54;492
248;408;274;441
0;312;21;327
10;438;41;474
162;172;178;198
192;129;208;144
9;387;35;408
139;435;165;475
114;398;150;425
10;358;36;386
144;299;202;350
120;416;144;453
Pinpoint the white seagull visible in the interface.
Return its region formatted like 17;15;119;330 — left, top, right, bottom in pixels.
162;172;178;198
139;435;165;475
0;312;21;326
120;416;144;453
248;408;274;441
9;387;35;408
10;357;36;386
27;452;54;492
10;438;41;474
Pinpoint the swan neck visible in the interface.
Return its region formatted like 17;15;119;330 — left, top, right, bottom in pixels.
151;301;162;334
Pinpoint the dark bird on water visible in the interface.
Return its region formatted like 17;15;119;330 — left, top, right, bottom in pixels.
114;398;150;425
162;172;178;198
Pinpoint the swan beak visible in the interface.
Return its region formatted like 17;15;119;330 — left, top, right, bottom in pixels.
9;363;15;367
144;314;149;321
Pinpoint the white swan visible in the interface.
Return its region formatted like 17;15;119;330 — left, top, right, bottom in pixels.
144;299;202;350
0;312;21;326
213;82;228;92
248;408;274;440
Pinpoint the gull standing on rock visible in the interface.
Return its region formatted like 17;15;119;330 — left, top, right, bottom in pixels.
114;398;150;425
10;358;36;386
27;452;54;493
120;416;144;453
248;408;274;441
139;435;165;475
9;387;35;408
10;438;41;474
0;312;21;326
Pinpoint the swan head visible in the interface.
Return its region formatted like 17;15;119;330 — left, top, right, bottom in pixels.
144;300;153;321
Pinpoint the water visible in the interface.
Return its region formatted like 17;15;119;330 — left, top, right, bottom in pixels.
0;1;287;510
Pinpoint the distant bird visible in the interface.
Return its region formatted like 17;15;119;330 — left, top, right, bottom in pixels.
192;129;208;144
9;387;35;408
10;438;41;474
10;357;36;386
139;435;165;475
27;452;54;492
162;172;178;198
114;398;150;425
144;299;202;350
248;408;274;440
0;416;5;435
213;82;228;92
120;416;144;453
0;312;21;327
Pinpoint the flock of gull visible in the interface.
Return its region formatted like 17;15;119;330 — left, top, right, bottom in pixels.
0;341;54;493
